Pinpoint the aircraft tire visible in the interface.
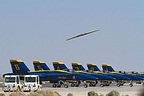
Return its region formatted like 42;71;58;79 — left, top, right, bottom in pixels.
64;84;68;88
100;84;104;87
52;83;57;88
117;84;121;87
71;83;75;87
84;84;88;88
129;83;133;87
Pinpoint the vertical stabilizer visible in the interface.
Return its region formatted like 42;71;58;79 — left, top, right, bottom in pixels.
53;62;68;70
10;59;30;74
33;60;50;71
71;62;85;71
102;64;115;72
87;64;100;71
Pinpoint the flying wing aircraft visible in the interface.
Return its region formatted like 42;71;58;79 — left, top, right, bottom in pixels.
33;60;98;88
66;29;99;41
102;64;144;87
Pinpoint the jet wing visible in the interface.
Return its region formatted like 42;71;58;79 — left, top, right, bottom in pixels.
66;29;99;41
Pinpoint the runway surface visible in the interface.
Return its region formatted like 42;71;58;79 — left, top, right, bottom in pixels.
0;83;144;96
44;83;143;96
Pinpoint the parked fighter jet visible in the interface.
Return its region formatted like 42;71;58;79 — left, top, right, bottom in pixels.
66;29;99;41
72;63;132;87
87;64;131;87
70;62;116;87
33;61;114;87
102;64;144;87
4;60;98;88
53;62;117;87
33;60;98;88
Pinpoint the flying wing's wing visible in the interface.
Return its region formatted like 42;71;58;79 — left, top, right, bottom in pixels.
66;29;99;41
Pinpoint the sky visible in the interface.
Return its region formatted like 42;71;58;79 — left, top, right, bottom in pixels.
0;0;144;75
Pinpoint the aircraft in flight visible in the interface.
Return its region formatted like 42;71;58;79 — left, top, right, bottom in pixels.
66;29;99;41
33;60;98;88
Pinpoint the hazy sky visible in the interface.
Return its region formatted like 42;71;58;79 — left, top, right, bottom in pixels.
0;0;144;74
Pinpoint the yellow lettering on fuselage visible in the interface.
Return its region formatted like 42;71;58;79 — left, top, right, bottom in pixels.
58;76;67;79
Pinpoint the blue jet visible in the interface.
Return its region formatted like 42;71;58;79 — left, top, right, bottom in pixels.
70;62;116;87
87;64;131;87
33;60;99;88
102;64;144;87
4;60;98;88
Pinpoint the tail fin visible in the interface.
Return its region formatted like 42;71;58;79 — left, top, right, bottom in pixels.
10;59;30;74
53;62;68;70
33;60;50;71
71;62;85;71
87;64;100;71
102;64;115;72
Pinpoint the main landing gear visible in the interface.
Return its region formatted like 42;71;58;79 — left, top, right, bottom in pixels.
52;80;68;88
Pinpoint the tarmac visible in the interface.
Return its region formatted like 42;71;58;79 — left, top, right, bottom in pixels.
45;83;143;96
0;83;143;96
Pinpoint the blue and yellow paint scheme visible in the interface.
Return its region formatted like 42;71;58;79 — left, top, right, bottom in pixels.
87;64;131;87
71;62;117;87
33;60;50;71
102;64;144;87
53;62;69;71
4;60;97;88
33;60;98;88
52;62;101;87
87;64;101;72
